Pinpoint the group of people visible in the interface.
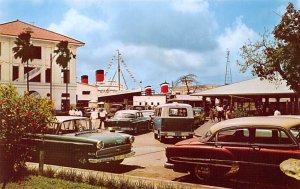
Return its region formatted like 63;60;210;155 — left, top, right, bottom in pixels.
209;104;235;122
68;108;83;116
90;108;108;130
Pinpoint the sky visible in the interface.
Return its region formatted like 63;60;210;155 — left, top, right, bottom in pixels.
1;0;299;92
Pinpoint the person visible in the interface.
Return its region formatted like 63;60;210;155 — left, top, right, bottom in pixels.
99;108;107;129
75;109;83;116
69;108;75;116
90;108;98;130
274;109;281;116
209;107;216;122
216;104;223;122
226;108;235;119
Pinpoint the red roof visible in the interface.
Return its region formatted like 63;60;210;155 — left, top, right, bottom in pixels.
0;20;84;46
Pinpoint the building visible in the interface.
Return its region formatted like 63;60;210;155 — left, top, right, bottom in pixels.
171;84;218;95
0;20;84;110
192;77;299;115
133;95;167;108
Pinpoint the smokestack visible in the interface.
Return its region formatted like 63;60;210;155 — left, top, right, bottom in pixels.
145;86;152;96
96;69;104;82
81;75;88;84
160;81;169;94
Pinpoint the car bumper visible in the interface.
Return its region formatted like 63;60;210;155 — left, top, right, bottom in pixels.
164;162;174;169
108;127;134;132
160;131;194;137
88;151;135;163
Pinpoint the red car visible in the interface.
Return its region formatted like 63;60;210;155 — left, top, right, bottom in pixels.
164;116;300;180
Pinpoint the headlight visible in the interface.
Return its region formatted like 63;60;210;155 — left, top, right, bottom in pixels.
96;141;104;150
128;135;135;144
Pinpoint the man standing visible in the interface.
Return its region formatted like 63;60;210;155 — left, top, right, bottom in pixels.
90;108;98;130
99;108;107;129
216;104;223;122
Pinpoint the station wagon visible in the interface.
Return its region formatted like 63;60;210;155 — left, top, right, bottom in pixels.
152;103;194;142
165;116;300;180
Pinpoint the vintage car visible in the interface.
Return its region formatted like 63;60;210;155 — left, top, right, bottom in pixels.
164;116;300;181
105;110;152;133
152;103;194;142
24;116;135;166
193;107;206;128
107;104;125;118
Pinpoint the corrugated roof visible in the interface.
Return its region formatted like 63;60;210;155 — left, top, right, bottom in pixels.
0;20;84;46
192;77;294;96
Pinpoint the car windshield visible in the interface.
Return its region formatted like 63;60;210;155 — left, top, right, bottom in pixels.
47;118;91;134
114;112;135;118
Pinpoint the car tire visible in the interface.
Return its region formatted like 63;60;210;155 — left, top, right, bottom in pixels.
192;164;211;181
154;132;158;139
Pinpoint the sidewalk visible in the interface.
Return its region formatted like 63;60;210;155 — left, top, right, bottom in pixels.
27;162;226;189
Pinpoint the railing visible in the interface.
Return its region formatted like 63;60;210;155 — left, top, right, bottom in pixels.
24;67;41;81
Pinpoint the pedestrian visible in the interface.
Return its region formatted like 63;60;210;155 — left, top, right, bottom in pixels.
99;108;107;129
274;109;281;116
216;104;223;122
226;108;235;119
90;108;98;130
75;109;83;116
209;107;216;122
69;108;75;116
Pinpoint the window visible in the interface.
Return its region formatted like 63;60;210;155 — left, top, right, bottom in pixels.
169;108;188;117
32;46;42;59
82;91;90;95
45;68;51;83
254;128;293;145
157;102;160;105
217;128;249;143
13;66;19;81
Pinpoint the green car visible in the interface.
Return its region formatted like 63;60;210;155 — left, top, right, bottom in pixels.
24;116;135;166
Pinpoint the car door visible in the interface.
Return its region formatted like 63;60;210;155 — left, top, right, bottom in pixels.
215;127;253;168
250;127;300;169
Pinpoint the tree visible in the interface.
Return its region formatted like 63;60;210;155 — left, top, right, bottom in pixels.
54;41;76;111
174;74;198;94
238;3;300;94
12;31;35;92
0;84;53;188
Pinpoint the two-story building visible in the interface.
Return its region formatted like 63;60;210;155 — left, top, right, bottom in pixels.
0;20;84;110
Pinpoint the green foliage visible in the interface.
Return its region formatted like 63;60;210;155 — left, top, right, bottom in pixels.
235;107;252;118
238;3;300;94
0;84;53;184
54;41;76;69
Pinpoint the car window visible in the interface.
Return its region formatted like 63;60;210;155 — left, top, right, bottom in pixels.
169;108;188;117
254;128;294;145
57;119;90;134
217;128;249;143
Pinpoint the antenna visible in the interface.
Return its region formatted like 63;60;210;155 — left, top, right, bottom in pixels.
225;49;232;85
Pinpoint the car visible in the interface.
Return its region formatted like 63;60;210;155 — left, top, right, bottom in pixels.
24;116;135;166
107;104;124;118
105;110;151;134
193;107;206;128
132;105;146;111
164;116;300;181
152;103;194;142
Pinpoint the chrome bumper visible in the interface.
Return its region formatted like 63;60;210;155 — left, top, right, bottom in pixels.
164;162;174;169
160;131;194;137
108;127;133;131
88;151;135;163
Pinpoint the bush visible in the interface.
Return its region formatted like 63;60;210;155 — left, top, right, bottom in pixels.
0;84;53;185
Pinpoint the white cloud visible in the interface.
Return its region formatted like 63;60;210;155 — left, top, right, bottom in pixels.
171;0;209;13
48;9;108;36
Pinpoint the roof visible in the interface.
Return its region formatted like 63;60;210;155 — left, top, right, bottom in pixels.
209;116;300;134
192;77;294;97
54;116;89;123
116;110;140;114
169;95;202;101
0;20;84;46
157;102;192;108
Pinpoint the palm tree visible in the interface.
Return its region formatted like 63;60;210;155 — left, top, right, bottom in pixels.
54;41;76;110
174;74;198;95
12;31;35;92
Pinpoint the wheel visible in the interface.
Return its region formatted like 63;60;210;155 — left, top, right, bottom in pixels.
192;164;211;181
154;132;158;139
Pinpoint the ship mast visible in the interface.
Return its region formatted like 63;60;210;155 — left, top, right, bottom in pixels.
117;49;121;90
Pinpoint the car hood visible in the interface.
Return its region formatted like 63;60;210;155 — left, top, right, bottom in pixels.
65;131;131;146
107;118;133;122
174;137;203;146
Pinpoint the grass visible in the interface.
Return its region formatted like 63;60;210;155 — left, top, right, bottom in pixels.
2;176;106;189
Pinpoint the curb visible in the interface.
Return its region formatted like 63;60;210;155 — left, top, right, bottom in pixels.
27;162;227;189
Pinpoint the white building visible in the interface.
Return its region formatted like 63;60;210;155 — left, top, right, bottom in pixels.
0;20;84;110
133;95;167;107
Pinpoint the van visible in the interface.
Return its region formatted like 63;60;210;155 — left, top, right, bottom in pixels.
153;102;194;142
